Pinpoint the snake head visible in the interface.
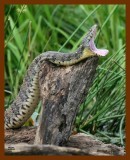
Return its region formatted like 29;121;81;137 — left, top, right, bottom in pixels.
82;24;109;56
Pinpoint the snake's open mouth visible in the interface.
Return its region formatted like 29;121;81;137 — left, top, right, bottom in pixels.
89;25;109;56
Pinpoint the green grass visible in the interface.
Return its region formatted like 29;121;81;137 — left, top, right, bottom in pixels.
4;4;126;147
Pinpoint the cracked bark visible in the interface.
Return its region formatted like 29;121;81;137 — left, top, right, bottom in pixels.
5;129;125;155
35;56;99;145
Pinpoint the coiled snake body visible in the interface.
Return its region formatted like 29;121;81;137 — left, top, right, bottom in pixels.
5;25;109;129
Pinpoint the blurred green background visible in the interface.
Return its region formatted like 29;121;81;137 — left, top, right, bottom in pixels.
4;5;126;146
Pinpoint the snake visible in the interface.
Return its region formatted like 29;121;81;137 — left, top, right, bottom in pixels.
5;25;109;129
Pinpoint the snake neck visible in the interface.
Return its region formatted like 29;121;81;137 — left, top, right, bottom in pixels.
41;46;96;66
76;44;96;57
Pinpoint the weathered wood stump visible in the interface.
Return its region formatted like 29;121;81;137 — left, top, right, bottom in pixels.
35;56;99;145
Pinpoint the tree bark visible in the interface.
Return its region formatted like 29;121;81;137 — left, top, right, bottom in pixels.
5;126;36;144
4;144;110;156
5;128;125;155
35;57;99;145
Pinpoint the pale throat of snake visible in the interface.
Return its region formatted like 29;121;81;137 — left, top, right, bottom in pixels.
81;24;109;58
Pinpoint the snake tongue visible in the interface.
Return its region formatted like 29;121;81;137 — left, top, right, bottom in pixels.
89;39;109;56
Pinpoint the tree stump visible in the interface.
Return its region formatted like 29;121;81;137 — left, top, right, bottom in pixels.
35;56;99;145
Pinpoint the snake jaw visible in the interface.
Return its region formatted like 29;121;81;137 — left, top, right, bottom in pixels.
83;25;109;57
89;38;109;56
